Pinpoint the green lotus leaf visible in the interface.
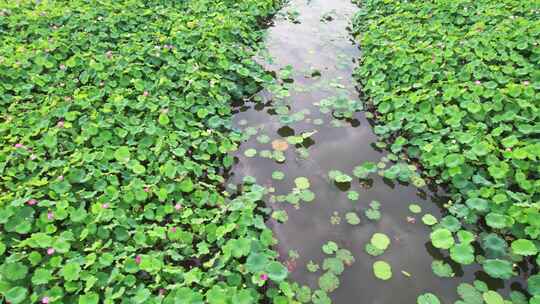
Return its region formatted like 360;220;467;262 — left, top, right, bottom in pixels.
265;261;288;282
430;229;454;249
322;257;344;275
409;204;422;214
431;260;454;278
294;177;311;190
322;241;338;255
345;212;361;225
450;243;475;265
528;274;540;296
370;233;391;251
373;261;392;280
511;239;538;256
483;259;514;280
481;233;508;258
422;214;438;226
318;272;339;292
482;291;504;304
5;287;27;304
417;293;440;304
79;293;99;304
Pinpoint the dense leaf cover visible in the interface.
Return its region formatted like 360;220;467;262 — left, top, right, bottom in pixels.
0;0;297;303
353;0;540;298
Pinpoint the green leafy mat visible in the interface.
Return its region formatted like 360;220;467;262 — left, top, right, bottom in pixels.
353;0;539;301
0;0;303;303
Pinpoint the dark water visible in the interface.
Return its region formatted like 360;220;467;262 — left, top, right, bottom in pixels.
229;0;527;302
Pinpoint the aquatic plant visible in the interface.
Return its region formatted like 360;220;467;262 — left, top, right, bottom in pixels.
0;0;304;302
353;0;539;299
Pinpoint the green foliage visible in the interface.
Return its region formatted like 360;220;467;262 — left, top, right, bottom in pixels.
345;212;361;225
370;233;391;251
294;177;311;190
322;241;339;255
431;260;454;278
318;272;340;293
328;170;353;183
482;259;514;280
422;214;438;226
353;161;377;179
430;229;455;250
417;293;440;304
353;0;540;287
365;200;382;221
0;0;292;302
316;95;363;119
408;204;422;214
372;260;392;280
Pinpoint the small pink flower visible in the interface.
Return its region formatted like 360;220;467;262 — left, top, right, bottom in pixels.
144;187;150;193
57;175;64;181
159;289;166;296
135;255;142;264
59;64;66;70
174;203;182;210
475;80;481;85
524;80;530;86
41;297;50;304
47;248;55;255
260;273;268;281
101;203;109;209
47;212;54;220
27;199;37;206
170;227;177;233
14;143;24;148
143;91;149;97
57;120;64;128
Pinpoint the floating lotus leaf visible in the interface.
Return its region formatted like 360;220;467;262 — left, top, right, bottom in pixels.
373;261;392;280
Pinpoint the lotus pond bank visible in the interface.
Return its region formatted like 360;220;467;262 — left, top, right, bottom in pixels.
353;0;540;302
0;1;297;303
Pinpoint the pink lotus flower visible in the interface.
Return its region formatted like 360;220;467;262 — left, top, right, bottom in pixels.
42;297;50;304
57;120;65;128
101;203;109;209
57;175;64;181
135;255;142;264
475;80;481;85
174;203;182;210
59;64;66;70
143;91;149;97
170;227;177;233
159;289;166;296
524;80;530;86
47;212;54;220
260;273;268;281
47;248;55;255
28;199;37;206
144;187;150;193
14;143;24;148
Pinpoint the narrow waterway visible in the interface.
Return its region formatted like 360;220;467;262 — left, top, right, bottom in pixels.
229;0;526;302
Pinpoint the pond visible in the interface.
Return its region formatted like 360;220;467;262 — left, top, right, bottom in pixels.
229;0;527;302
